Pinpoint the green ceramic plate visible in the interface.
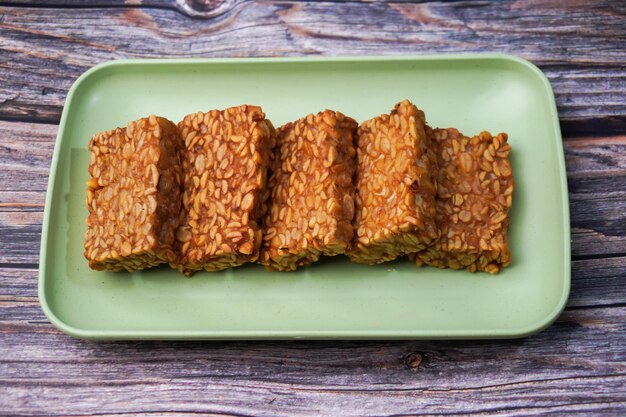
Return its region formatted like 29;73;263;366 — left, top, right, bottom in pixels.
39;54;570;340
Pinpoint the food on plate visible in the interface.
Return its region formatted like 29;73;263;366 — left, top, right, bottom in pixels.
84;115;184;271
347;100;439;264
172;105;276;276
84;100;514;275
411;127;514;274
259;110;358;271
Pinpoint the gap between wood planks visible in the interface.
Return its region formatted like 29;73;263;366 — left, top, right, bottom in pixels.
1;114;624;137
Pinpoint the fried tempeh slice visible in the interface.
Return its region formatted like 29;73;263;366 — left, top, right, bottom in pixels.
346;100;438;264
173;105;276;276
259;110;358;271
84;115;184;272
412;127;514;274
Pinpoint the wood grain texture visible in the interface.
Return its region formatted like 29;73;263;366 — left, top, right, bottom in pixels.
1;0;625;415
2;267;626;414
566;135;626;258
0;0;625;130
0;0;233;18
1;284;625;416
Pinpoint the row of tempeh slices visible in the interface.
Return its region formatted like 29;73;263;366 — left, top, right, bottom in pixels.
84;100;514;276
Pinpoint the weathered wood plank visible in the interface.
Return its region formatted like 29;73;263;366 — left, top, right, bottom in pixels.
1;372;624;416
5;200;624;263
2;121;623;262
566;136;626;258
568;257;626;308
0;121;54;193
565;136;626;176
0;1;625;128
1;2;624;416
0;0;235;18
0;211;43;264
0;303;624;416
3;253;625;313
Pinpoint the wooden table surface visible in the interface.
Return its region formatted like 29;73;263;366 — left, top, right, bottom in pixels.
1;1;625;415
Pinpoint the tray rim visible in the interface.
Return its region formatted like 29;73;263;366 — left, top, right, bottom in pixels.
38;53;571;340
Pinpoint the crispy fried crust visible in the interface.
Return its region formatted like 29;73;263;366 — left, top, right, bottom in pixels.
259;110;358;271
172;105;276;275
347;100;438;264
412;127;514;274
84;115;184;272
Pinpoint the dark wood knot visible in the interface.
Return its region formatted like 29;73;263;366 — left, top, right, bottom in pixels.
404;352;423;370
176;0;239;19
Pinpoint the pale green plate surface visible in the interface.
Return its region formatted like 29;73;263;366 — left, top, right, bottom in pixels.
39;55;570;340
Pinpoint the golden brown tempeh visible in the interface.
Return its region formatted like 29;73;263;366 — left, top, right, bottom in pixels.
411;127;514;273
173;105;276;275
84;115;184;272
347;100;439;264
260;110;358;271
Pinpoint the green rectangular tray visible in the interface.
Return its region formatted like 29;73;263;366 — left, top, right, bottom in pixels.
39;54;570;340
